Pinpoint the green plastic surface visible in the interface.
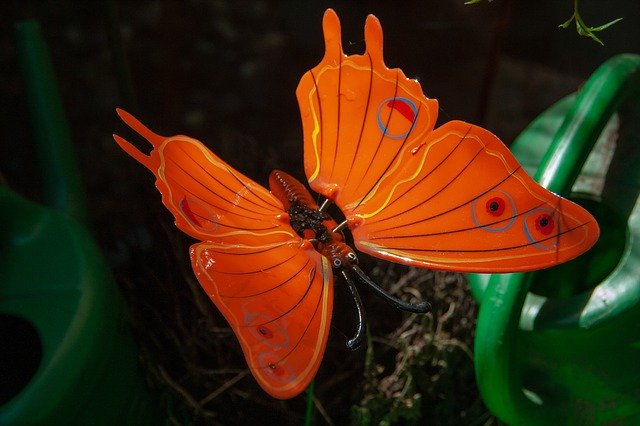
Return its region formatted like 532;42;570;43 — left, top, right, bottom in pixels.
469;54;640;425
0;187;159;424
14;20;87;225
1;20;160;424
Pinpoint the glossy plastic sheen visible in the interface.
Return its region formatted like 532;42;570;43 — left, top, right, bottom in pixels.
14;20;87;224
296;10;598;272
114;110;333;399
115;9;602;400
470;54;640;425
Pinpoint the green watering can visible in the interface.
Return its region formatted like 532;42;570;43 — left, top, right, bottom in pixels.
0;21;159;424
468;54;640;425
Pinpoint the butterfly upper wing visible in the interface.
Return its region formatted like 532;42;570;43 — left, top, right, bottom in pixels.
296;10;439;211
113;109;287;243
114;109;333;399
297;10;599;272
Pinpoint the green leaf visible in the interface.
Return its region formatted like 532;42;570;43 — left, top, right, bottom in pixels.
559;0;622;45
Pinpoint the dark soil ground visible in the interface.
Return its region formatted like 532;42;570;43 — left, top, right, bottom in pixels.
2;0;638;424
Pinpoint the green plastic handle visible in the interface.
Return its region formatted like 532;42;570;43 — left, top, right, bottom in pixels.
474;54;640;425
536;54;640;193
14;20;87;224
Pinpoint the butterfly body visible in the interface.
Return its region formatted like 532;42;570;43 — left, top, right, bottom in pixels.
269;169;358;270
114;8;598;399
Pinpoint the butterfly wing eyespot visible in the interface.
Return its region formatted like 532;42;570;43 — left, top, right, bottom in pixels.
377;97;418;139
524;208;561;250
298;11;599;272
487;197;505;216
534;213;555;235
471;190;517;233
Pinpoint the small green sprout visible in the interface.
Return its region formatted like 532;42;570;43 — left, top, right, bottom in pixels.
559;0;623;45
465;0;623;45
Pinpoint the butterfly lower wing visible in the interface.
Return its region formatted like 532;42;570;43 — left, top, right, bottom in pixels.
114;109;333;398
348;121;599;272
191;240;333;399
298;11;599;272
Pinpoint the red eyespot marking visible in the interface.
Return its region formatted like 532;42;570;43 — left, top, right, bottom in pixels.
268;362;285;377
179;198;201;227
535;213;555;235
387;98;416;123
486;197;506;216
257;326;274;339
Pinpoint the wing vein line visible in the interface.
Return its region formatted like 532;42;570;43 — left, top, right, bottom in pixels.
260;266;327;365
376;165;522;231
343;53;374;188
378;221;591;253
166;174;276;223
329;53;343;180
220;258;311;298
167;149;278;216
354;70;410;208
371;200;548;238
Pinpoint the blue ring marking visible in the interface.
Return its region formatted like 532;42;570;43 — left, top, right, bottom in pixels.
376;97;418;139
523;208;558;250
244;312;291;350
471;190;517;232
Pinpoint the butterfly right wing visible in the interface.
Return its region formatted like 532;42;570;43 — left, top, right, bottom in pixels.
114;109;333;399
296;11;598;273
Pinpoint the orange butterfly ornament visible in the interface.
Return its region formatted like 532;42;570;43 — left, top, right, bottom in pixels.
113;9;599;399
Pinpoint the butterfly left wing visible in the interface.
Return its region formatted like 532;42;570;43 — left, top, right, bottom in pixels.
191;239;333;399
297;10;599;273
113;109;333;399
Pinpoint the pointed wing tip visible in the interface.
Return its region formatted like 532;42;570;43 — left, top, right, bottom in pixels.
365;13;382;29
115;108;138;127
114;106;165;147
321;8;342;59
113;133;154;169
322;9;383;61
112;133;129;149
323;7;337;20
364;12;384;64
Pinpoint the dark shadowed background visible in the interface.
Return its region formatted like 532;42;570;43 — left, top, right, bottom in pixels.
2;0;638;424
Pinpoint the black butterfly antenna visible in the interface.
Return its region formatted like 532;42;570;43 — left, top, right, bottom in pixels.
341;270;366;350
339;264;431;351
350;265;431;314
320;198;431;351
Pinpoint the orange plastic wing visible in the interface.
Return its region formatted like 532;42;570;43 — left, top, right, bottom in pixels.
113;109;333;399
296;10;599;272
